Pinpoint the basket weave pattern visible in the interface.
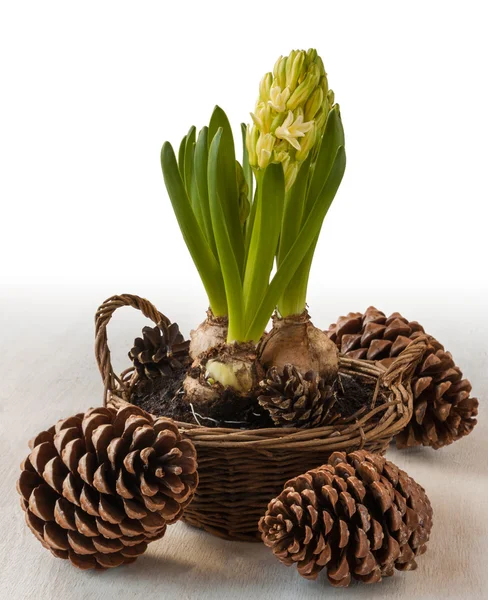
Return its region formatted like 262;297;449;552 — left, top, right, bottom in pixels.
95;294;427;541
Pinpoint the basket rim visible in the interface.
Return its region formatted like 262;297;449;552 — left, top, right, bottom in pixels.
95;293;428;450
107;358;412;449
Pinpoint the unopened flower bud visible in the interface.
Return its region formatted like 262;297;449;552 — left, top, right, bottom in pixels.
327;89;335;108
314;106;328;134
304;87;324;121
259;72;273;102
286;51;305;90
274;147;290;166
273;56;287;90
251;102;273;133
307;47;318;63
283;160;299;189
246;124;259;166
295;124;316;162
256;133;275;169
287;63;321;111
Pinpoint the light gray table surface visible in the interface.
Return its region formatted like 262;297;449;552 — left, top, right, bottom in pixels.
1;286;486;600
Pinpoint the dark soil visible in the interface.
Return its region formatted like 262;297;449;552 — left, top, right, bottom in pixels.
132;368;386;430
329;373;382;422
132;366;188;419
132;370;274;428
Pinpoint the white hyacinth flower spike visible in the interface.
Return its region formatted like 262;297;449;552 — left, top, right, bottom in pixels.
246;49;336;191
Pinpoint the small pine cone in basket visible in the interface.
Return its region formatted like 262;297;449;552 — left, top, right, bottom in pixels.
327;307;478;449
259;450;432;587
17;405;198;570
258;365;335;428
129;321;191;380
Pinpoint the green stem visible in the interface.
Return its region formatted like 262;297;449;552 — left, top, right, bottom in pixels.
277;153;311;268
278;236;317;316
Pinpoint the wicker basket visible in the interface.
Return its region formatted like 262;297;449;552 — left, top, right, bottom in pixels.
95;294;427;542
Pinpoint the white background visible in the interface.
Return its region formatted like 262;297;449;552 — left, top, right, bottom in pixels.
1;2;487;599
1;1;487;298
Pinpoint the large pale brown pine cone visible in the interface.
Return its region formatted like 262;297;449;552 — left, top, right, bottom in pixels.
327;307;478;449
129;322;191;380
259;450;432;587
258;365;335;428
17;405;198;569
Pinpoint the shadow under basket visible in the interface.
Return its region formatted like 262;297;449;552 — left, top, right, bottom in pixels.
95;294;428;542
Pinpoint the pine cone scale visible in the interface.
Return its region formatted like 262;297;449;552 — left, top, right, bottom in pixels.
341;333;362;353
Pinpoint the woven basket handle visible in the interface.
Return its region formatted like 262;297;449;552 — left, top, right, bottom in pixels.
380;334;429;388
95;294;171;405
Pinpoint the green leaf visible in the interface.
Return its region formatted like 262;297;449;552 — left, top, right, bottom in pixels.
194;126;216;257
160;141;227;316
178;135;186;179
190;160;204;234
306;105;345;212
243;163;285;332
236;160;250;227
241;123;253;204
277;153;312;267
208;128;244;342
246;146;346;341
184;126;196;195
208;106;245;275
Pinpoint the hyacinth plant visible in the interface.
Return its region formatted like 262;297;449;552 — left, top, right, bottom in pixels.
161;49;345;400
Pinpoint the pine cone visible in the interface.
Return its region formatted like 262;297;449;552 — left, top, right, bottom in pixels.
17;405;198;569
258;365;335;428
327;307;478;449
259;450;432;587
129;322;190;380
